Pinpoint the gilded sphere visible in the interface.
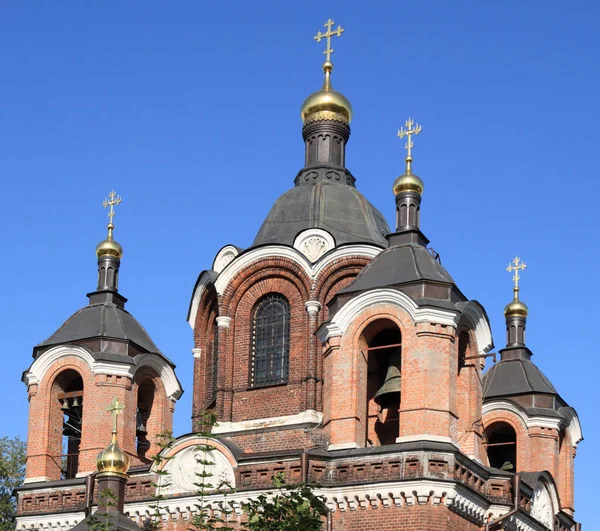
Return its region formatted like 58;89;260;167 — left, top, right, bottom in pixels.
504;299;529;318
300;88;353;124
97;433;130;476
96;239;123;259
392;173;424;195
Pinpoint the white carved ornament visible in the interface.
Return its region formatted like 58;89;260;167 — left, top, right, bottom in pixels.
213;245;239;274
530;482;554;528
161;445;235;494
293;228;335;262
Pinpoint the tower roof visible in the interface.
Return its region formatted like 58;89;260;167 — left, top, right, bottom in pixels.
252;182;389;248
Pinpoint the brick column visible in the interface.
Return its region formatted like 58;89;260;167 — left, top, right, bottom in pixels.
304;301;322;411
398;323;457;442
216;316;233;422
528;426;559;477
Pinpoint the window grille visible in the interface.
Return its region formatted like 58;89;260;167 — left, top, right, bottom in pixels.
211;322;219;404
250;294;290;387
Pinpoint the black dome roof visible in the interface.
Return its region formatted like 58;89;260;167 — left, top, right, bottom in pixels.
252;181;389;248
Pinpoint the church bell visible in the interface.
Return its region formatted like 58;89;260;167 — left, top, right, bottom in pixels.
373;351;401;407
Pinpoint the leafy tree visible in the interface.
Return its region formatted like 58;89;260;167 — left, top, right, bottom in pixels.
188;411;234;531
0;436;26;531
243;473;326;531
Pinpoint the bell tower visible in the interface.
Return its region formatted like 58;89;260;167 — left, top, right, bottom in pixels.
22;191;182;483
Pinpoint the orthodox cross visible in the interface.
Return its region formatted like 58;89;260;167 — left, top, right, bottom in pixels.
506;256;527;289
102;190;122;226
398;118;422;159
107;397;125;432
314;18;345;63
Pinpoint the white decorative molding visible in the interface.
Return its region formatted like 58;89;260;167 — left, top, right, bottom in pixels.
560;406;583;446
305;300;322;317
212;245;239;274
131;354;183;400
212;409;323;436
15;511;84;531
192;347;202;359
327;442;360;451
22;476;51;484
317;288;459;342
530;481;554;528
395;434;459;448
22;345;95;387
482;400;562;430
293;228;336;262
187;243;383;329
459;300;494;355
216;316;232;328
160;444;236;494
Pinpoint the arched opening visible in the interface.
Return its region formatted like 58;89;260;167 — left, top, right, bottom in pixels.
209;320;219;407
363;320;402;446
53;370;84;479
136;379;155;460
485;422;517;471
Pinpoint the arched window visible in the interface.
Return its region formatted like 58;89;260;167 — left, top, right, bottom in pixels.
485;422;517;471
250;294;290;387
54;370;84;479
136;379;155;460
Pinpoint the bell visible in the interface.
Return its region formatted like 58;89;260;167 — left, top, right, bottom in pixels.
71;396;80;408
373;351;401;407
501;460;515;471
136;408;148;434
60;399;70;411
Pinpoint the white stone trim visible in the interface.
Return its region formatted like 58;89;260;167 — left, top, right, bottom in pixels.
22;476;51;484
561;406;583;446
212;409;323;436
305;300;322;316
22;345;95;387
192;347;202;359
318;288;459;342
459;300;494;355
395;434;459;448
293;228;336;262
15;511;84;530
482;400;562;430
131;354;183;400
187;270;216;330
212;245;239;274
327;442;360;451
216;316;232;328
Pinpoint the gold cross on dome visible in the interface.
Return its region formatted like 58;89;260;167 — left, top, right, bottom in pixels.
107;397;125;432
398;118;422;159
506;256;527;289
102;190;122;226
314;18;345;63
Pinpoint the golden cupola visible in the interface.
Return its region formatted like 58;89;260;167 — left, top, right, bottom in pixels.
300;19;353;126
97;398;131;478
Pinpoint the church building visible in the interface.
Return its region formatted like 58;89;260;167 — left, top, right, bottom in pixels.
14;19;583;531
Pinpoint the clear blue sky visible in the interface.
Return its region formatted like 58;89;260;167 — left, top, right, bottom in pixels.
1;1;597;524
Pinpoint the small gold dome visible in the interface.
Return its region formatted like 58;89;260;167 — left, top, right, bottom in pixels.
97;432;130;476
504;298;529;318
392;172;424;195
300;62;353;124
96;238;123;259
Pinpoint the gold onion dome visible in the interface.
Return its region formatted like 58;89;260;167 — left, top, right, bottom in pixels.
96;231;123;259
301;62;353;124
392;169;424;195
504;290;529;318
96;431;131;476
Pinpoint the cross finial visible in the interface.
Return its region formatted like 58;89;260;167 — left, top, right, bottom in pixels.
107;397;125;433
102;190;122;241
398;118;422;174
313;18;345;65
506;255;527;290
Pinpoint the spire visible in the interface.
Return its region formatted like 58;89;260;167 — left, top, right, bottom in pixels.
92;191;125;305
297;19;354;180
503;256;530;352
390;118;427;245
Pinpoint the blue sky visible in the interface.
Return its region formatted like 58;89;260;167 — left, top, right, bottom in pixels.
0;0;597;524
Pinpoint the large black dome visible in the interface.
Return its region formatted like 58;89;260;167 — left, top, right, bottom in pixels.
253;181;390;248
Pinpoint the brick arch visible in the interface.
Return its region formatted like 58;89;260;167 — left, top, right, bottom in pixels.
26;357;93;481
455;326;484;460
224;271;308;423
132;366;171;463
313;254;372;299
220;257;311;314
482;409;529;471
193;283;218;346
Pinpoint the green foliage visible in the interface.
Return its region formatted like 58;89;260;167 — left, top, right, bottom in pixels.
0;436;26;531
188;411;234;531
242;473;326;531
85;488;118;531
147;431;176;531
